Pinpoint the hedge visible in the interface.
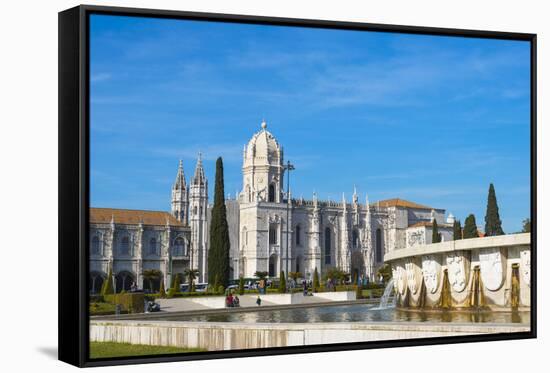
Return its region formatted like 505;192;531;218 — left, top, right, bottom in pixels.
104;293;144;313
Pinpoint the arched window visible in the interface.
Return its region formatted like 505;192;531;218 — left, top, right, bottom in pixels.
269;225;277;245
149;237;157;255
119;236;129;255
89;271;105;294
269;254;277;277
268;184;275;202
91;236;100;255
376;228;382;263
173;237;184;256
295;225;301;246
352;230;359;249
324;227;331;264
115;271;135;293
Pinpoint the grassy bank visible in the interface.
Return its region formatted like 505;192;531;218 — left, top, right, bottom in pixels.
89;342;205;359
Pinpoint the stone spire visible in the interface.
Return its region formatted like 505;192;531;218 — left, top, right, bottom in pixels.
173;159;187;190
192;152;206;186
171;160;189;224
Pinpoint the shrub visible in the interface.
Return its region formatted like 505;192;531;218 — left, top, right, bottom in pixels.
103;292;144;313
279;271;286;293
238;277;245;295
100;267;114;295
313;268;320;292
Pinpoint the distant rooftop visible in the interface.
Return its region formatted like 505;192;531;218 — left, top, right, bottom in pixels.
375;198;434;210
90;207;183;226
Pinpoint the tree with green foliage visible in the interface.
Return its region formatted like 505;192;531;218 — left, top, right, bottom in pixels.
356;283;363;300
158;278;166;298
484;183;504;236
313;267;320;292
254;271;268;280
325;267;347;285
238;276;245;295
168;273;181;297
431;219;442;243
142;269;161;292
184;269;199;293
463;214;479;239
288;271;302;283
279;270;286;293
101;266;114;295
377;263;392;283
208;157;231;287
453;219;462;240
522;218;531;233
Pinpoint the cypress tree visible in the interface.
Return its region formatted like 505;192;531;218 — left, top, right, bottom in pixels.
208;157;231;287
522;218;531;233
159;278;166;298
101;266;114;295
313;267;320;292
463;214;479;239
453;219;462;240
432;219;441;243
279;271;286;293
238;276;245;295
484;183;504;236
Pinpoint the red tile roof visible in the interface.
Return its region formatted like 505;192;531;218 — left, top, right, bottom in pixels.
374;198;433;210
90;208;184;226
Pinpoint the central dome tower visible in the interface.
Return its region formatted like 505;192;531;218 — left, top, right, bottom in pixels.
241;120;284;204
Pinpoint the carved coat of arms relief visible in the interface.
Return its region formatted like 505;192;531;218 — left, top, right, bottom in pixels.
421;254;441;294
479;248;505;291
446;251;470;292
405;258;421;294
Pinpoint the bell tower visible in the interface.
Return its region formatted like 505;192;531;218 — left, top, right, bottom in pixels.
171;160;188;224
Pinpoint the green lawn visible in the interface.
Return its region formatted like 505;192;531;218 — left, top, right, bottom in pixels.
90;342;205;359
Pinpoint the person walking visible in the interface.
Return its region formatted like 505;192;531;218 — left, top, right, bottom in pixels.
256;295;262;306
302;279;307;296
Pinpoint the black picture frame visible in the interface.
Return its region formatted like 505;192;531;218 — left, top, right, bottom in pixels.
58;4;537;368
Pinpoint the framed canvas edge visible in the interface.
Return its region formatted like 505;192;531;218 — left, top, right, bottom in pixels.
58;4;538;368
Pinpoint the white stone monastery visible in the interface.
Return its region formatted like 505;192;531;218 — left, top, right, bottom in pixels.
89;121;456;293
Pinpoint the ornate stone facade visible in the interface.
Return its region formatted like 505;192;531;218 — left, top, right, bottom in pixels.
90;121;456;291
234;122;453;281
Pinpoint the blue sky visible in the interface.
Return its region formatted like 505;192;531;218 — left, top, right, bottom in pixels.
89;14;531;233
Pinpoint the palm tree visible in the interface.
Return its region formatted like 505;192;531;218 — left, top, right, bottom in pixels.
142;269;162;292
184;268;200;292
254;271;268;280
288;271;303;283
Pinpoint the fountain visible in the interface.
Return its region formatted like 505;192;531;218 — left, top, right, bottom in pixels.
376;278;396;309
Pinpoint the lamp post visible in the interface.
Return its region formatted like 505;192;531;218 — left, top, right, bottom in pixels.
283;160;295;282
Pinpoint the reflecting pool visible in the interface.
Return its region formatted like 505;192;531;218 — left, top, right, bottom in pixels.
158;304;530;324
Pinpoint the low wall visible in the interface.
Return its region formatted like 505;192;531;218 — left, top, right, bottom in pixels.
182;291;356;309
90;319;529;351
314;291;355;301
